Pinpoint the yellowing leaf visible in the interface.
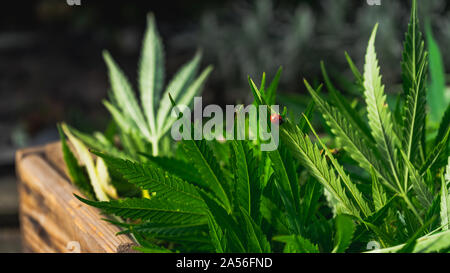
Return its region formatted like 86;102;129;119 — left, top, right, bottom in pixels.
62;123;111;201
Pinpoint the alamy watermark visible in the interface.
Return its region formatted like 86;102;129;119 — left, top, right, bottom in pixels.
67;0;81;6
170;97;280;151
367;0;381;6
66;241;81;253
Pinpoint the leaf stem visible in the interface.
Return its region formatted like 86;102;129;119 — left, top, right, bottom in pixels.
152;138;159;156
142;138;159;199
401;191;424;226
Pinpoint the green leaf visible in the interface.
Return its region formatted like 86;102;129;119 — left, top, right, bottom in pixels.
363;24;401;192
248;77;265;106
425;20;447;123
156;51;201;134
121;222;208;243
368;229;450;253
57;124;94;199
132;230;173;253
260;194;290;235
305;115;372;218
230;141;251;215
62;124;111;201
421;126;450;175
230;141;261;221
92;151;205;207
299;178;321;227
297;83;322;134
304;80;394;192
103;51;151;140
181;139;231;212
297;99;316;134
320;63;373;142
198;191;246;252
138;153;203;185
397;216;437;253
354;196;397;246
238;206;271;253
400;150;433;210
273;235;319;253
401;0;428;166
103;100;133;134
268;145;301;233
117;130;140;160
75;195;206;224
134;246;172;253
131;231;173;253
265;67;282;105
332;214;356;253
435;104;450;146
206;212;225;253
402;0;426;97
280;120;361;219
441;158;450;230
159;63;213;137
344;51;363;89
66;124;128;160
371;167;386;211
139;13;165;136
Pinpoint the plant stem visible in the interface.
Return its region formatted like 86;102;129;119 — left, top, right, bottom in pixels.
142;138;159;199
152;139;159;156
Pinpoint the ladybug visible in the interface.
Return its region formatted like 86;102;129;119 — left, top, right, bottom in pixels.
270;113;283;125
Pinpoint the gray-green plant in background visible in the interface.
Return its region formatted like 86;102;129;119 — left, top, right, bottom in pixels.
189;0;450;102
103;14;212;157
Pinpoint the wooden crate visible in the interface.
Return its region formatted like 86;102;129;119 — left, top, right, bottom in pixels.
15;141;136;253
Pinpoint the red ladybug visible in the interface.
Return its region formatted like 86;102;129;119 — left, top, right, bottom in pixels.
270;113;283;125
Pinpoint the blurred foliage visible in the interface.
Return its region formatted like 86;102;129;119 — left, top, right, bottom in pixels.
172;0;450;100
1;0;450;144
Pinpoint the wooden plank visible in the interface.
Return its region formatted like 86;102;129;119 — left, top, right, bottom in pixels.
16;143;136;253
44;141;70;179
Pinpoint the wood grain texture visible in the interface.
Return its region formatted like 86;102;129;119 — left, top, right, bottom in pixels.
16;142;136;253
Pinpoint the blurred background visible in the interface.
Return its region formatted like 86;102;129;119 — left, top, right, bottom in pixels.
1;0;449;252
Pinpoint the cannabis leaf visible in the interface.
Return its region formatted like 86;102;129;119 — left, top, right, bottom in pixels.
181;139;231;212
332;214;356;253
139;14;165;137
273;235;319;253
280;119;361;219
92;151;205;207
62;123;117;201
58;124;94;199
425;21;447;124
76;195;207;225
304;80;393;191
304;115;372;218
102;13;212;156
401;0;428;167
363;24;402;193
230;141;262;221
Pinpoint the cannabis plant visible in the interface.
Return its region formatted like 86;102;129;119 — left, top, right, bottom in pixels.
76;73;342;253
277;0;450;251
62;13;212;159
60;13;212;200
63;1;450;253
